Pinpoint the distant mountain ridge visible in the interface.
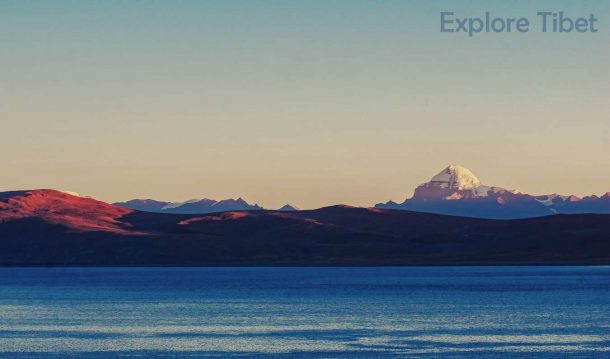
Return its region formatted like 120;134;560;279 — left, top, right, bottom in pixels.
278;204;299;211
28;164;610;219
114;197;264;214
375;165;610;219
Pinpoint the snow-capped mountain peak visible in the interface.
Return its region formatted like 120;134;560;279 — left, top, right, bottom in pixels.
375;164;610;219
409;165;508;202
375;165;549;218
429;165;481;190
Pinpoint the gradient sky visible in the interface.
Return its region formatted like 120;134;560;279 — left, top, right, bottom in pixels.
1;0;609;209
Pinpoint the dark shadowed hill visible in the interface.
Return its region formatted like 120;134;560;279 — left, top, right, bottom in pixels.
1;190;609;266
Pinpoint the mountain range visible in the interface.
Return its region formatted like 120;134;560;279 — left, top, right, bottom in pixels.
113;197;300;214
113;197;265;214
0;189;609;266
375;165;610;219
110;165;610;219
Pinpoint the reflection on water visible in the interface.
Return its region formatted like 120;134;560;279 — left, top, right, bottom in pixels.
0;266;609;357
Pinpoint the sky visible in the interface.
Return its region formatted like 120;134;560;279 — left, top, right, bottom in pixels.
1;0;609;209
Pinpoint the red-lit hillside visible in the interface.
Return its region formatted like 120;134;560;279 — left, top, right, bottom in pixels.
0;190;139;234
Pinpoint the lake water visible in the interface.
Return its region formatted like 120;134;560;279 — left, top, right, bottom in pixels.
0;267;609;358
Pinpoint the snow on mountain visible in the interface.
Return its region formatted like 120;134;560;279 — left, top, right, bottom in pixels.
162;199;210;210
428;165;481;190
410;165;519;202
59;190;81;197
376;165;551;219
375;164;610;219
533;194;575;206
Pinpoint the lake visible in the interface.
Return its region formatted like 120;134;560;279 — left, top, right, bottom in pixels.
0;267;609;358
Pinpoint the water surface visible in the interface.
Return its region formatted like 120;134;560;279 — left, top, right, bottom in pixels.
0;267;609;358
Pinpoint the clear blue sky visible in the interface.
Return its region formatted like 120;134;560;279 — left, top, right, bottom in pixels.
1;0;608;208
